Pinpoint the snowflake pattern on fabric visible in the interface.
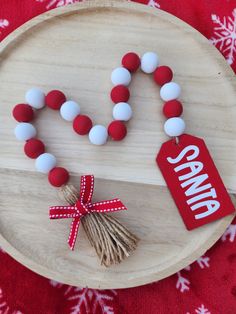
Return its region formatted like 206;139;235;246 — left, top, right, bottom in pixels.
210;9;236;64
196;256;210;269
195;304;211;314
0;288;22;314
49;279;64;288
176;271;190;293
0;19;9;38
147;0;160;9
221;223;236;242
186;304;211;314
36;0;83;10
67;288;117;314
176;255;210;292
50;280;117;314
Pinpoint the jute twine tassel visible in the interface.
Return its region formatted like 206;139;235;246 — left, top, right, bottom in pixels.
59;184;139;267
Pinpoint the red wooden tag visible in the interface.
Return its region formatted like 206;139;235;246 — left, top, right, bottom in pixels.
156;134;235;230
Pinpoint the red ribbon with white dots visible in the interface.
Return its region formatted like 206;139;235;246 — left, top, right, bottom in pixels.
49;175;127;250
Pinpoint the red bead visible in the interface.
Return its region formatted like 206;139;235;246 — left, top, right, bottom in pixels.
73;115;93;135
12;104;34;122
108;120;127;141
110;85;130;103
163;100;183;118
45;90;66;110
153;66;173;86
48;167;69;187
24;138;45;159
122;52;140;72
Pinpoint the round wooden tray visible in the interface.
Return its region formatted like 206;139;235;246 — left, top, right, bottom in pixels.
0;0;235;289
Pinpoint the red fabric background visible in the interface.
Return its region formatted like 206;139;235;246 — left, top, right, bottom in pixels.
0;1;236;313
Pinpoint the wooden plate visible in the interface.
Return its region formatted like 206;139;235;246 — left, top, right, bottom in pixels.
0;0;235;289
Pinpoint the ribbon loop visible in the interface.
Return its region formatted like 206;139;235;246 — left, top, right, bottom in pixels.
80;175;94;204
49;175;127;250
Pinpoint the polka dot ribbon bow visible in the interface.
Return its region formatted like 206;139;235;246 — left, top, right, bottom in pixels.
49;175;127;250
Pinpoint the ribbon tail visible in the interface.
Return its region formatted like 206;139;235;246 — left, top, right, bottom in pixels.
49;206;77;219
89;198;127;213
68;217;81;250
80;175;94;204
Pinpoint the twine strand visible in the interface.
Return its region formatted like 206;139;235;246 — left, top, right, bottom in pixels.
59;184;139;267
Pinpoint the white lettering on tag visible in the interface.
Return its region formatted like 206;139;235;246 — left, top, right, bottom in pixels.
174;161;203;181
167;145;220;220
191;200;220;219
167;145;199;164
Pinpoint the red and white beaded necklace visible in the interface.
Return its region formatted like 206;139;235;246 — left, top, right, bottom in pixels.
12;51;235;262
13;51;185;186
13;51;184;150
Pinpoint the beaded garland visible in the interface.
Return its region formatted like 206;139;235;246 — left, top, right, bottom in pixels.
12;51;236;262
13;51;185;188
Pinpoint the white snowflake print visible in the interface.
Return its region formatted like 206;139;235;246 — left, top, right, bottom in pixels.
36;0;83;10
221;223;236;242
176;255;210;293
49;279;64;288
147;0;160;9
210;9;236;65
0;19;9;30
0;288;22;314
68;288;117;314
196;256;210;269
176;271;190;293
50;281;117;314
195;304;211;314
184;265;191;271
0;19;9;38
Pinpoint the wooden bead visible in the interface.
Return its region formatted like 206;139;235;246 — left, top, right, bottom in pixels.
163;100;183;118
60;101;80;121
141;52;159;73
73;115;93;135
46;90;66;110
35;153;57;173
12;104;34;122
110;85;130;103
48;167;69;187
89;125;108;145
108;120;127;141
164;117;186;137
122;52;140;72
14;123;36;141
111;67;131;86
24;138;45;159
160;82;181;101
113;102;132;121
25;88;45;109
154;66;173;86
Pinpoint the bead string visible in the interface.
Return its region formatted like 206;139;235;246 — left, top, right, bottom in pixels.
12;51;185;187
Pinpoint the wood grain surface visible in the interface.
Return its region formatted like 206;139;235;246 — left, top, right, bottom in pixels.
0;0;235;289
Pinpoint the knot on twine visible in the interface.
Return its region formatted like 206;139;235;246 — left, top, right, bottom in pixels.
50;175;139;267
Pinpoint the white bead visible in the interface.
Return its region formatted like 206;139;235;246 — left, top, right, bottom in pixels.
113;102;132;121
89;125;108;145
35;153;57;173
141;52;159;74
60;101;81;121
25;88;45;109
14;123;36;141
160;82;181;101
164;117;186;137
111;67;131;86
